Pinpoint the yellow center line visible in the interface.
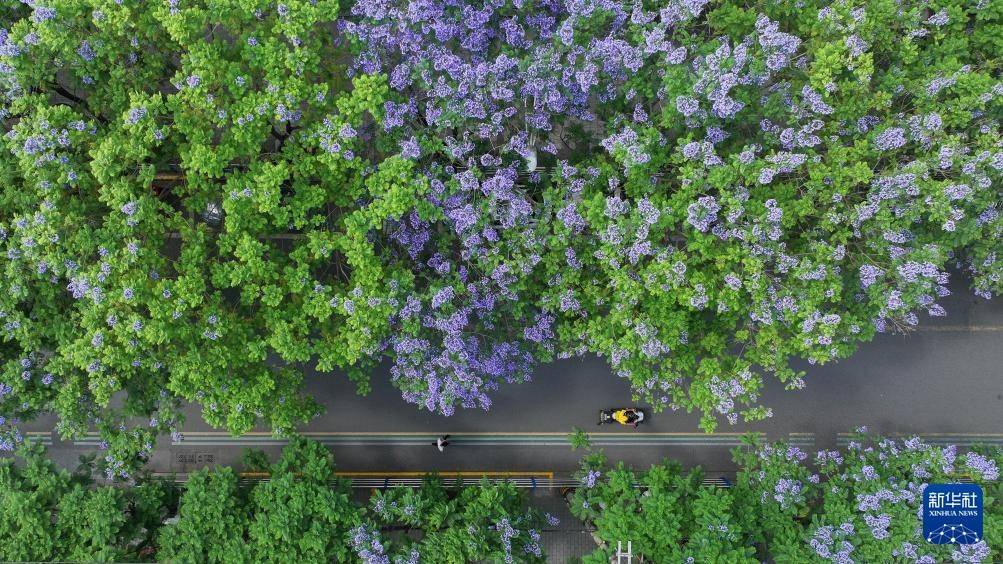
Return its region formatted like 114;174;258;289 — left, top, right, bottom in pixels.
172;471;556;479
328;471;552;478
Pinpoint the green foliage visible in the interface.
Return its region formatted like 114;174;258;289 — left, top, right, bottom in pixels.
1;0;1001;470
571;449;757;563
157;467;252;563
361;477;548;562
0;438;553;562
244;439;359;562
0;438;556;562
568;426;591;450
535;0;1003;432
159;437;359;563
729;432;1001;562
0;441;175;562
0;0;384;471
158;437;549;557
571;431;1002;562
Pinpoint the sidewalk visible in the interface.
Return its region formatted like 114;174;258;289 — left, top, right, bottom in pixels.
528;489;597;563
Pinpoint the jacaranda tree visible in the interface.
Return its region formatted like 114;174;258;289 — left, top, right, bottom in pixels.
732;429;1001;562
1;0;1001;465
570;429;1001;562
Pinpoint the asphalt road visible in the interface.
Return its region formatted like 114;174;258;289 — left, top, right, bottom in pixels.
20;278;1003;477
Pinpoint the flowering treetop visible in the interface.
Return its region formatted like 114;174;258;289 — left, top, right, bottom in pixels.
0;0;1000;471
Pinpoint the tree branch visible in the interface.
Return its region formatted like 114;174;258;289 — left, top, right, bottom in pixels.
46;82;108;124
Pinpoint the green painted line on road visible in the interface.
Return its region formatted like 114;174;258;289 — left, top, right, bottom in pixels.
48;429;1003;450
168;432;814;448
57;430;816;448
24;431;53;446
67;430;1001;448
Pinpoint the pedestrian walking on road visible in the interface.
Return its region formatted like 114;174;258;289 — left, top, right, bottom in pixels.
435;435;451;452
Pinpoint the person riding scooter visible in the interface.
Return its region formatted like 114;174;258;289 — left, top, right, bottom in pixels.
598;408;645;428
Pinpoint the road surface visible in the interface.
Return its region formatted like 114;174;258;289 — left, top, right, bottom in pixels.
19;278;1003;477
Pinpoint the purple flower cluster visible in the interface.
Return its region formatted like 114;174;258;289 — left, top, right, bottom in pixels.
952;541;991;563
349;525;390;564
557;202;587;233
756;14;801;71
874;128;906;151
863;513;891;540
125;107;147;125
76;40;96;62
859;265;883;289
964;451;999;481
386;262;540;415
32;5;57;22
707;370;754;424
772;477;804;509
686;196;720;232
810;523;855;563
